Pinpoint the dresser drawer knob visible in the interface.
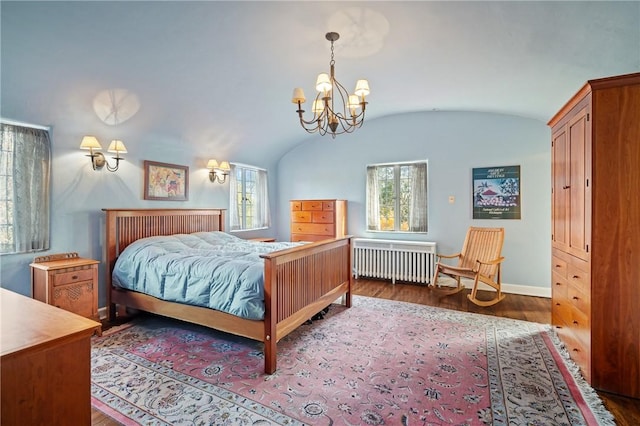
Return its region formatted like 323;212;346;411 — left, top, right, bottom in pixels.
572;296;579;300
573;320;579;325
572;275;579;279
572;348;579;352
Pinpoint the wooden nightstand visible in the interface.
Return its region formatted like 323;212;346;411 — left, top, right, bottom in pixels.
30;252;100;321
249;237;276;242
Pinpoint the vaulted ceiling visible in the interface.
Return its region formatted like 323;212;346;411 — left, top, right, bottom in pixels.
2;1;639;165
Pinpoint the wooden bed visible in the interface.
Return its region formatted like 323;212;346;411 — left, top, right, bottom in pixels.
103;208;352;374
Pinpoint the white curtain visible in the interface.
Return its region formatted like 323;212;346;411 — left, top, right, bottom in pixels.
366;165;380;231
228;164;241;231
254;169;271;228
229;164;270;231
0;123;51;254
408;162;428;232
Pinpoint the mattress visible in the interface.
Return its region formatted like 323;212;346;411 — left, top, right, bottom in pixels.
112;231;301;320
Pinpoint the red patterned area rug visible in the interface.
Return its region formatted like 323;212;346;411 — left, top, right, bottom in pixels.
91;296;614;425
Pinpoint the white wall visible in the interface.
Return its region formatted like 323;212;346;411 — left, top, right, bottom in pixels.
277;111;551;292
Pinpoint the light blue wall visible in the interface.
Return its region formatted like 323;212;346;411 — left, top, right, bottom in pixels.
277;111;551;289
0;126;277;306
1;110;551;308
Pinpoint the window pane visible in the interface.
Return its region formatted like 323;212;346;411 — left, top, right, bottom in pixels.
232;165;268;231
366;161;428;233
377;166;395;230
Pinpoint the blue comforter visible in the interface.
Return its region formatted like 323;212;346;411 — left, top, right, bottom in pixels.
112;232;301;320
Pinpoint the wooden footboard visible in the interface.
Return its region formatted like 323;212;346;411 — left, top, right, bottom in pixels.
102;208;352;374
262;237;353;373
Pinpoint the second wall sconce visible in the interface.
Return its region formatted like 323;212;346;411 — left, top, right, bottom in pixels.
207;159;231;184
79;135;127;172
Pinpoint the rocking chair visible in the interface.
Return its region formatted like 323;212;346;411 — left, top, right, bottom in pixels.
429;227;505;306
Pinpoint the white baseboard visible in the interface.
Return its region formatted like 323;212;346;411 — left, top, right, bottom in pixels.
443;277;551;298
98;306;108;320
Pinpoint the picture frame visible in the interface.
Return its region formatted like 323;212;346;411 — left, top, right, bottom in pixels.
472;165;521;219
143;160;189;201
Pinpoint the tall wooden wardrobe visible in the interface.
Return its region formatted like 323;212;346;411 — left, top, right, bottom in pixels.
548;72;640;398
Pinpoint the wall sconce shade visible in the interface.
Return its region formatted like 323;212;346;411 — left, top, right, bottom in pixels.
108;139;127;154
80;135;127;172
207;159;230;184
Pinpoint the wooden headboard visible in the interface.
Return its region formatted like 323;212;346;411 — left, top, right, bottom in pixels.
102;208;226;290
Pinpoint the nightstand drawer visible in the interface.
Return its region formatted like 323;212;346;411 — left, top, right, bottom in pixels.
53;281;95;318
53;268;95;286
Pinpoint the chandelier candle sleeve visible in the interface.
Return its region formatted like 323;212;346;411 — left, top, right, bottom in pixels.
291;31;370;138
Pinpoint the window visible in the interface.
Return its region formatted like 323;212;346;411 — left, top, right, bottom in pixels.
366;161;428;233
0;122;51;254
229;163;270;231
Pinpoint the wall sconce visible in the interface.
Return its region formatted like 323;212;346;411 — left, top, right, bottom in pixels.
207;159;231;184
79;135;127;172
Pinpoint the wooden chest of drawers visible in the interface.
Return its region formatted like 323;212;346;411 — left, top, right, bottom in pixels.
30;252;100;321
290;199;347;242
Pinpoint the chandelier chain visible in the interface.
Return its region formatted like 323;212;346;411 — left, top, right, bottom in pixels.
330;40;335;67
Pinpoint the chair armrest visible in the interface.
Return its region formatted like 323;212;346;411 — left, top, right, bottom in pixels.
436;252;461;261
475;256;505;267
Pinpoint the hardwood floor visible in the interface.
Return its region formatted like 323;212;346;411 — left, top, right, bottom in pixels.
92;279;640;425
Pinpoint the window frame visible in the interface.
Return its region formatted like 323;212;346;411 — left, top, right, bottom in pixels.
229;162;270;232
366;160;428;234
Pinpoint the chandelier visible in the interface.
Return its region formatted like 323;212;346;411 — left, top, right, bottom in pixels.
291;32;370;138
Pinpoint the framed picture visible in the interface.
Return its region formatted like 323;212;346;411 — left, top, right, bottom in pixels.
143;160;189;201
472;165;521;219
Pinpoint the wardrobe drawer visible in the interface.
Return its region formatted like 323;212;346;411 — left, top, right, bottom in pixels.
556;326;591;381
312;211;334;224
567;264;590;290
53;268;95;287
568;285;590;317
552;256;568;279
291;223;334;236
569;305;590;346
552;299;572;328
552;271;568;301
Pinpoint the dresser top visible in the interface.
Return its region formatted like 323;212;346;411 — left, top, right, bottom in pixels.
30;257;99;271
0;288;100;357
